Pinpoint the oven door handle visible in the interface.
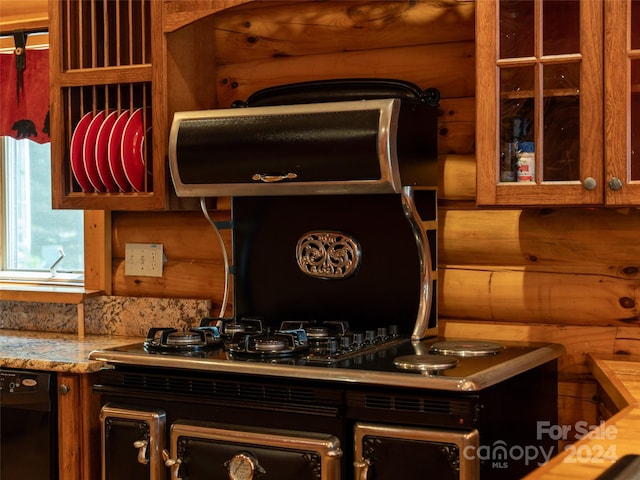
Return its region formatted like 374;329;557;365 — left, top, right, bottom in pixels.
354;458;372;480
251;172;298;183
133;440;149;465
163;449;183;480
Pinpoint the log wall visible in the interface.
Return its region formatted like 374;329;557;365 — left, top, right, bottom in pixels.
109;0;640;436
0;0;48;34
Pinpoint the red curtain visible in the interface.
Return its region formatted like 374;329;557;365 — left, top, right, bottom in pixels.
0;48;50;144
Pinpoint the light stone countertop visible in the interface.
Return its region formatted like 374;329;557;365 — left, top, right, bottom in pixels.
0;329;143;373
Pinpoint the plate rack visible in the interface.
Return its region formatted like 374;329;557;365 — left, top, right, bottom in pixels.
63;83;152;194
51;0;164;209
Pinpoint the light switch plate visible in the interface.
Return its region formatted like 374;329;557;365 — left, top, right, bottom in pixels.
125;243;164;277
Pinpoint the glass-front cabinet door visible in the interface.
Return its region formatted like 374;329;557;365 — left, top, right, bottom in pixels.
605;0;640;205
476;0;604;206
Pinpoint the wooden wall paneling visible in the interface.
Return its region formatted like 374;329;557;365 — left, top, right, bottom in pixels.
438;154;476;202
165;15;219;117
211;0;475;63
437;97;475;156
439;266;640;327
112;259;228;302
439;207;640;267
162;0;255;33
111;211;231;302
613;327;640;355
112;211;232;259
215;41;475;108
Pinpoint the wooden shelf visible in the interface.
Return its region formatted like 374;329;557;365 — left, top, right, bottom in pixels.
59;65;153;86
501;87;581;100
0;284;102;304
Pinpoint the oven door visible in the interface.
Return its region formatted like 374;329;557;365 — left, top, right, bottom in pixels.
354;423;479;480
165;420;342;480
100;403;166;480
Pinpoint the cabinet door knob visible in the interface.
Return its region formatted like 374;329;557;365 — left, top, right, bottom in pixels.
58;384;70;395
608;177;623;191
582;177;597;190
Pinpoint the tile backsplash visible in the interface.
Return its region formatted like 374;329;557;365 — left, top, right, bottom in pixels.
0;296;212;336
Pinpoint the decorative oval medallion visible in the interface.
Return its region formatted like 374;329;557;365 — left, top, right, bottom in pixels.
296;231;361;279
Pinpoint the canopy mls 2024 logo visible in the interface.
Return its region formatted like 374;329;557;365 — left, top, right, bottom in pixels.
462;420;619;470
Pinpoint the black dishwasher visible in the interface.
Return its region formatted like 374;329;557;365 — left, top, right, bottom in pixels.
0;369;58;480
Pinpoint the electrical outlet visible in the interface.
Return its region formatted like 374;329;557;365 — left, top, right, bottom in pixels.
125;243;164;277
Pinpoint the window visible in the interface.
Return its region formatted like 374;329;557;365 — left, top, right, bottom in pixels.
0;136;84;285
0;36;84;287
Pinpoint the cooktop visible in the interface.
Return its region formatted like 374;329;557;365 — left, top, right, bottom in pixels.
89;336;564;392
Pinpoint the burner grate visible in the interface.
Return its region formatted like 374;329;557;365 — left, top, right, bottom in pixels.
143;326;222;352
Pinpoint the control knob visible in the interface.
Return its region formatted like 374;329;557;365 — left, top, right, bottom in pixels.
226;452;265;480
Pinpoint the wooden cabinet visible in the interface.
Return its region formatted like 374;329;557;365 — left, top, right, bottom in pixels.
57;373;101;480
49;0;166;210
477;0;640;206
476;0;603;206
605;0;640;205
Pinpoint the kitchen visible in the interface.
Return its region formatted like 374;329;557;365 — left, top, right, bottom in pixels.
1;0;639;479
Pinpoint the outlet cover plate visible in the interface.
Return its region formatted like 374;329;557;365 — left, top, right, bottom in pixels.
125;243;164;277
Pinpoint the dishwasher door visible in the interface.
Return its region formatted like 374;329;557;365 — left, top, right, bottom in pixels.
0;369;57;480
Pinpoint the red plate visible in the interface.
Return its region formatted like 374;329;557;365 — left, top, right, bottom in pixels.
108;110;132;192
83;110;106;192
121;108;149;192
95;110;119;192
70;111;95;192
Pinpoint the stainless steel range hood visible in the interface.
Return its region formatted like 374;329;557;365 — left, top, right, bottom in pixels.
168;81;439;197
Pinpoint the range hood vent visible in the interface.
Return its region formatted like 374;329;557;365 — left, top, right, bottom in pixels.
168;79;439;197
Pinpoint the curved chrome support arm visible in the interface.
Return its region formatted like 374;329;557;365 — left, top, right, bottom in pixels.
401;186;435;340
